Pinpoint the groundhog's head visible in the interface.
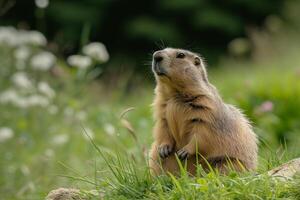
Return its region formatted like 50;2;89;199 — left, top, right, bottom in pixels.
152;48;208;91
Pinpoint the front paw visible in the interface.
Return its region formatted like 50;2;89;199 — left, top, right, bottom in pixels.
177;148;190;160
159;144;173;158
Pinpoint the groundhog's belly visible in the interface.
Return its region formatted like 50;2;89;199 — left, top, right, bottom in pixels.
165;101;190;148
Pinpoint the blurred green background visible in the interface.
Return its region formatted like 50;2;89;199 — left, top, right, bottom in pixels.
0;0;288;63
1;0;300;199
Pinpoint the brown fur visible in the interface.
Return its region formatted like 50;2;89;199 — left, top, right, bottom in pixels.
149;48;258;176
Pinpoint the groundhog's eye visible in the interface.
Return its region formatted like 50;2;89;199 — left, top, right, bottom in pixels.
176;52;185;59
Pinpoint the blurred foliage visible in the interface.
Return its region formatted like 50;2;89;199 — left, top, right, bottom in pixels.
1;0;286;66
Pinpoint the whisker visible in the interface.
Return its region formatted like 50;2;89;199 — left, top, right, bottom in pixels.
154;40;166;50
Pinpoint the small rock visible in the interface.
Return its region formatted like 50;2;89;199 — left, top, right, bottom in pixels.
268;158;300;180
46;188;82;200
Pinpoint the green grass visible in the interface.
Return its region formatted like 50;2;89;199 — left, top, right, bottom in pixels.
1;27;300;199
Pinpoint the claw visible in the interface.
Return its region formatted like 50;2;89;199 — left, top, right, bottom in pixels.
177;149;189;160
159;145;173;158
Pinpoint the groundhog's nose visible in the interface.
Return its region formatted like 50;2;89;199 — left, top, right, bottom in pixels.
153;51;164;63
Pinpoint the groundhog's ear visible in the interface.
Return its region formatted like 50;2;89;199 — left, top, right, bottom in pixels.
194;57;201;66
197;57;209;83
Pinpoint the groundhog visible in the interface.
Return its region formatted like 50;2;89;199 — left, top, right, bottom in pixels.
149;48;258;175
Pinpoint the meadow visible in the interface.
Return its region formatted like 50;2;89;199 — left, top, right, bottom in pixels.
1;21;300;199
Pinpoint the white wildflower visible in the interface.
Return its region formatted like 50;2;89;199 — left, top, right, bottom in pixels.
76;111;87;121
82;127;95;140
25;31;47;46
26;95;50;107
0;91;27;108
20;165;30;176
0;89;19;104
0;26;18;47
0;127;14;142
35;0;49;8
11;72;33;90
48;105;58;115
0;89;28;108
14;46;31;60
44;148;55;158
82;42;109;63
14;46;31;69
31;51;56;71
104;123;115;135
38;82;55;98
0;27;47;47
67;55;92;69
0;89;51;108
14;98;29;108
52;134;69;145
